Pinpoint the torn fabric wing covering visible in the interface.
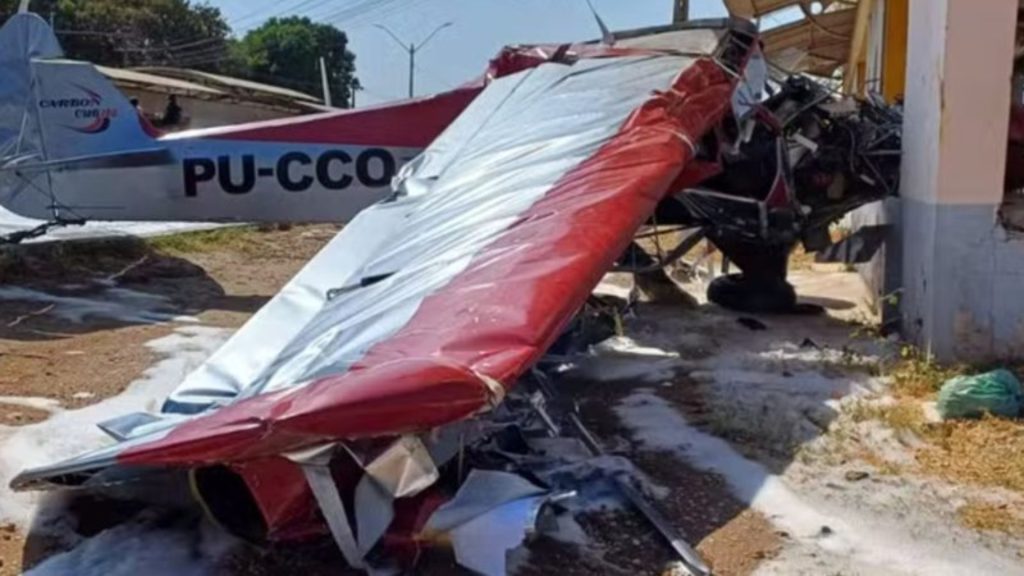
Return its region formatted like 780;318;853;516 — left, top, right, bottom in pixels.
13;35;738;487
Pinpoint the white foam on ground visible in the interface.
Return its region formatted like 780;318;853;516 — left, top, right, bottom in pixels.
616;390;1024;576
0;285;196;324
0;396;62;413
568;336;694;384
0;326;230;526
0;325;237;576
0;207;224;244
25;511;237;576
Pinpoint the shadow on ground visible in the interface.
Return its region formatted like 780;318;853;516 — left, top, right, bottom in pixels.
0;236;267;342
12;273;875;576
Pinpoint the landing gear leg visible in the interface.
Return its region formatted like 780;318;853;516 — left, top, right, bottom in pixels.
706;237;808;314
619;241;697;307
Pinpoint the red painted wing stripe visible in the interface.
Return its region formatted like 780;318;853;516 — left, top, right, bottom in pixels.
120;58;734;467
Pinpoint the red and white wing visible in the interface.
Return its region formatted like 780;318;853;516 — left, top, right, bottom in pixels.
13;34;740;487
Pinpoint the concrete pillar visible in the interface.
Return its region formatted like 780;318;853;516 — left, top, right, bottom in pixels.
900;0;1021;360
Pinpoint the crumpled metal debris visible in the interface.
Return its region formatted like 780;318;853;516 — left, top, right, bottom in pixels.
424;470;569;576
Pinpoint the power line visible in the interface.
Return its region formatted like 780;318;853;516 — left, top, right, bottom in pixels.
313;0;389;22
228;0;318;29
301;0;420;30
55;29;132;38
117;35;225;54
233;0;375;32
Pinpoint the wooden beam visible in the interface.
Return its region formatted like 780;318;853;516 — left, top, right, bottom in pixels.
882;0;909;102
843;0;874;94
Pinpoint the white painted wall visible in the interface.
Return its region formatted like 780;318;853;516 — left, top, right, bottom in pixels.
899;0;1022;360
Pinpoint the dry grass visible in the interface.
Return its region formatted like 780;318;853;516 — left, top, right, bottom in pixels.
871;347;1024;494
145;226;260;255
958;501;1024;537
917;416;1024;493
886;347;969;399
847;390;1024;494
847;396;1024;495
844;347;1024;500
858;449;905;476
847;398;927;436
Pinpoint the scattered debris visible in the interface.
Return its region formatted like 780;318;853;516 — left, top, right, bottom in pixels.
844;471;870;483
5;304;55;328
737;317;768;331
800;338;820;350
422;470;568;576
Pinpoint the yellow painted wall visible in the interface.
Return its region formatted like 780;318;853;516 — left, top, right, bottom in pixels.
882;0;909;102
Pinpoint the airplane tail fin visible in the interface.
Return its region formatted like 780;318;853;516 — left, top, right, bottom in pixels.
0;12;62;163
0;12;155;168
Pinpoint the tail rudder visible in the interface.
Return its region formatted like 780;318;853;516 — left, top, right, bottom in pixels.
0;12;62;161
29;59;157;161
0;12;160;225
0;11;154;166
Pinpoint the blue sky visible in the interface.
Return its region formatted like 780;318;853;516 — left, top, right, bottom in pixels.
210;0;731;106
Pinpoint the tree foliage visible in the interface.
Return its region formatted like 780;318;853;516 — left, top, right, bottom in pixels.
0;2;358;105
234;17;357;105
0;0;230;69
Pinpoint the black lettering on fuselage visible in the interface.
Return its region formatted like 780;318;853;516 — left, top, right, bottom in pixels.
357;148;396;188
182;149;398;196
183;158;216;197
316;150;353;190
218;155;256;195
277;152;313;192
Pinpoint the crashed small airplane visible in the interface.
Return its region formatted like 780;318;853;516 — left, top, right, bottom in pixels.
8;9;903;575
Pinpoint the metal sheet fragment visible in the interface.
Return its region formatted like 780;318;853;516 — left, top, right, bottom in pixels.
302;462;365;570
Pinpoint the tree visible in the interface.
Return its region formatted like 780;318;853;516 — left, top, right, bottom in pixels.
0;0;232;70
234;16;358;106
0;3;359;106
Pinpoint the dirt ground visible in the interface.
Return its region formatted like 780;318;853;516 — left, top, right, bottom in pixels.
0;226;788;576
0;226;335;575
3;227;1024;576
0;226;334;415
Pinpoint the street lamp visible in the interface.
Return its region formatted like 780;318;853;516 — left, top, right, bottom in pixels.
374;22;453;98
674;0;689;23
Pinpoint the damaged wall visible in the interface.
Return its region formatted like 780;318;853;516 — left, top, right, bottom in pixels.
849;199;901;330
898;0;1024;361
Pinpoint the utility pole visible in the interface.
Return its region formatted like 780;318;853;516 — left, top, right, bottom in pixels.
349;78;362;108
673;0;689;23
319;57;333;108
374;22;452;98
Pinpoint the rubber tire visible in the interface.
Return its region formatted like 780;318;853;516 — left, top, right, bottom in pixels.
707;273;798;314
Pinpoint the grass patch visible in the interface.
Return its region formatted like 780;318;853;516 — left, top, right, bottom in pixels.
855;447;905;476
918;416;1024;493
958;500;1024;536
145;226;259;255
847;398;927;436
847;396;1024;494
886;346;969;399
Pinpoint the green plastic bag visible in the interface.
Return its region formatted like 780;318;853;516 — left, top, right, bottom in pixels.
937;369;1022;420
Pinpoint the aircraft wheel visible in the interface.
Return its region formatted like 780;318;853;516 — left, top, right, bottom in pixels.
707;273;797;314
